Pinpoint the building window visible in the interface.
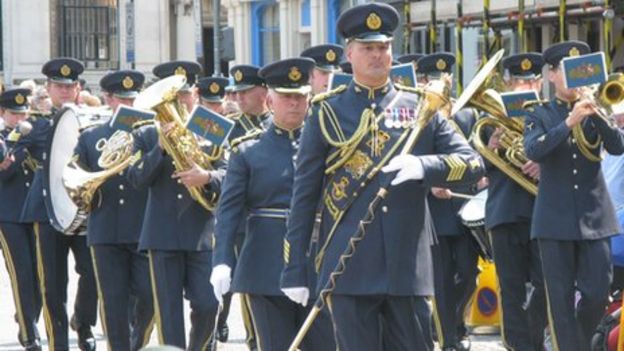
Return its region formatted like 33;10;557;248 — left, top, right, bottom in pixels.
58;0;118;69
301;0;311;27
251;0;280;66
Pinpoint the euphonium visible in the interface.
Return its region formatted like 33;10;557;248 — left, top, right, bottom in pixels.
133;75;222;212
453;49;538;195
64;129;136;211
572;73;624;162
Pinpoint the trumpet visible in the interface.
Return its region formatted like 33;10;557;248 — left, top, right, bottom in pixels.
572;73;624;162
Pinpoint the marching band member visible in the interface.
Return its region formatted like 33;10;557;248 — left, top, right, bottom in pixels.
197;77;229;115
127;72;227;350
280;3;485;350
0;88;42;350
211;57;335;350
524;41;624;350
486;53;547;351
72;70;154;351
300;44;344;95
152;61;202;114
418;52;481;351
17;58;98;351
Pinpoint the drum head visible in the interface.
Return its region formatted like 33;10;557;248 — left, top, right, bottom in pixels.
43;107;82;233
459;189;488;223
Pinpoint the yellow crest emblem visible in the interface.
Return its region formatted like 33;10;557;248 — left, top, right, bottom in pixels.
209;82;220;94
60;64;71;77
325;49;337;63
234;70;243;82
15;93;25;105
436;59;447;71
569;47;580;57
175;66;187;76
521;58;533;71
366;13;382;31
122;76;134;89
288;67;302;82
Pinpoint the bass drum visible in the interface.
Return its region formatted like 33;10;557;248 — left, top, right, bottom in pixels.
458;189;493;261
42;104;111;235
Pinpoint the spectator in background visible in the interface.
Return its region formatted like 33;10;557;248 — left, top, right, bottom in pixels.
601;110;624;290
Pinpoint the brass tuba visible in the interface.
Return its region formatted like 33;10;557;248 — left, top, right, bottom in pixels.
453;49;538;195
133;75;222;212
64;129;136;212
572;73;624;162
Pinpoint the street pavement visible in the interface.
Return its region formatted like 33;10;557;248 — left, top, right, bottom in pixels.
0;253;506;350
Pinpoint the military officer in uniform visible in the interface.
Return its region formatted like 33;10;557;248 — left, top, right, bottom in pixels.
210;57;336;350
485;53;547;351
524;41;624;351
127;91;227;350
300;44;344;94
152;61;202;114
280;4;485;350
227;65;272;147
16;58;98;351
197;76;229;115
417;52;481;351
72;70;154;351
0;88;42;350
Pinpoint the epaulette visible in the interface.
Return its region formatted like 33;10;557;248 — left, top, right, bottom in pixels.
229;129;264;150
311;85;347;104
522;99;548;112
394;83;422;94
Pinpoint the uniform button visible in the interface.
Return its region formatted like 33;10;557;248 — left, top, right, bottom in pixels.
573;169;578;175
119;199;125;205
118;184;124;190
25;182;30;187
291;141;297;147
382;206;388;213
573;153;577;159
118;171;124;176
42;189;47;197
177;179;182;184
177;194;183;199
572;138;577;143
574;185;579;190
24;170;29;175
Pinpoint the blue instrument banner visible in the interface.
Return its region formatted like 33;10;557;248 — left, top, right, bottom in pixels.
328;72;353;91
562;52;608;89
390;63;417;88
109;105;156;132
186;105;235;146
501;90;539;118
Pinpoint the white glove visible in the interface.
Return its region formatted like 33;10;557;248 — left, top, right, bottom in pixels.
381;154;424;185
281;287;310;307
210;264;232;304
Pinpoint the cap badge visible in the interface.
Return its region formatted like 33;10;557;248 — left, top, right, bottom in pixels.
366;12;382;31
234;70;243;82
122;76;134;89
569;47;580;57
436;59;447;71
15;93;25;105
288;67;302;82
60;64;71;77
209;82;220;94
521;58;533;71
325;49;337;63
175;66;187;76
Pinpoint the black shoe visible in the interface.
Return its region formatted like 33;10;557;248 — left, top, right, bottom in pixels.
76;328;96;351
24;339;42;351
217;322;229;343
70;316;96;351
456;337;471;351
